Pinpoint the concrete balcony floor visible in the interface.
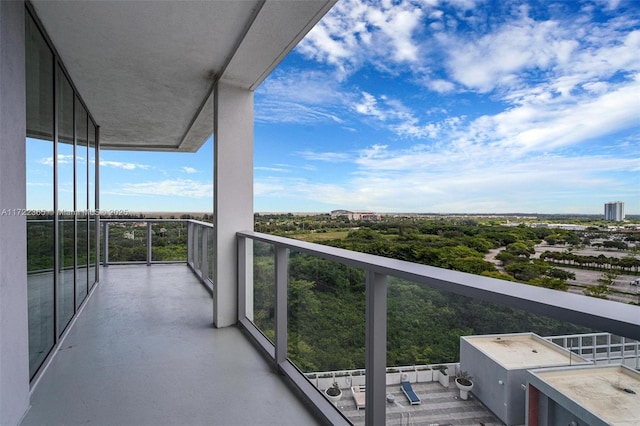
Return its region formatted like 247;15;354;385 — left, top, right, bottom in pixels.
22;265;321;426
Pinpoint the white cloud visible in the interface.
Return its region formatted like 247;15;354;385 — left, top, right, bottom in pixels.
354;92;387;120
182;166;197;174
466;76;640;156
111;179;212;198
365;3;423;62
255;166;289;173
351;92;444;139
296;0;426;78
442;18;576;93
254;1;640;214
256;70;347;124
258;141;639;213
38;154;74;166
100;160;150;170
296;150;352;162
426;79;456;93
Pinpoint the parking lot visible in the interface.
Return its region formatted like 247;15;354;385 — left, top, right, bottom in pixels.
486;243;640;304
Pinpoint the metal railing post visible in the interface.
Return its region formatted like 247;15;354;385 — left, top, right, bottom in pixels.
201;226;208;282
365;270;387;426
193;225;199;269
237;235;247;320
103;221;109;267
275;246;289;366
187;222;193;266
147;222;152;266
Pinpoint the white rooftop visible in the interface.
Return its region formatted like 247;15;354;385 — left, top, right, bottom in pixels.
531;365;640;425
464;333;589;370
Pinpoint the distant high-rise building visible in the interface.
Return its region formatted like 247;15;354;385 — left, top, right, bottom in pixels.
604;201;625;221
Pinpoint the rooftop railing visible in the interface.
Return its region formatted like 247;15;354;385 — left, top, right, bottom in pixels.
545;332;640;368
236;231;640;426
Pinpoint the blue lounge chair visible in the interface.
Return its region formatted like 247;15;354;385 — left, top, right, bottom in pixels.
400;376;421;405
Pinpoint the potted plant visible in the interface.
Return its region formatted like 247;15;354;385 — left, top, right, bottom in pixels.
435;365;449;387
455;371;474;400
325;381;342;403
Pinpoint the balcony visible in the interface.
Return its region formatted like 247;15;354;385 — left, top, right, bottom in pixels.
22;263;321;426
22;219;640;426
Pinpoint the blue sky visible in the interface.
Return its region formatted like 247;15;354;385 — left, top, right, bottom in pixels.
28;0;640;215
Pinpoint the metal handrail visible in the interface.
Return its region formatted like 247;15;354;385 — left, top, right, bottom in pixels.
545;332;640;366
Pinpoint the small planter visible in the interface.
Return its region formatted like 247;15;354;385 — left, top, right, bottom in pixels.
325;382;342;404
435;366;449;387
416;367;433;383
455;378;473;400
386;369;402;385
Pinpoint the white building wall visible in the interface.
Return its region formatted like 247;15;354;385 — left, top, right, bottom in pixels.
0;1;31;424
213;82;254;327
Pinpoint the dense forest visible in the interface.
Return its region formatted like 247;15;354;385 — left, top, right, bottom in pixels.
252;215;639;372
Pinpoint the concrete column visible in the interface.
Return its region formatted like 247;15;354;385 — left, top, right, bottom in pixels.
213;82;253;327
0;1;30;424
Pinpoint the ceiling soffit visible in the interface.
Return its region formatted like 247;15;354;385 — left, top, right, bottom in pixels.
30;0;335;152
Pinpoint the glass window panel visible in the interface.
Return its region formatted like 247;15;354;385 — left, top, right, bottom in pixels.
76;99;88;308
57;66;75;334
25;12;55;379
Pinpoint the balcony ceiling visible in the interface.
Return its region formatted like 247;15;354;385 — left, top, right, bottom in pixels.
30;0;335;152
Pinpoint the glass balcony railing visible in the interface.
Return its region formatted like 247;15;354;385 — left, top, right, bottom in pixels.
236;231;640;426
101;218;213;291
94;222;639;424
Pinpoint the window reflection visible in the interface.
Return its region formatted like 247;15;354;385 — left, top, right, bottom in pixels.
57;67;75;334
76;98;88;308
25;12;54;379
89;122;97;290
26;6;99;381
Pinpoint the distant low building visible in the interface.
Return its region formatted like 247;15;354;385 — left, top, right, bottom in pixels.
330;209;381;221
